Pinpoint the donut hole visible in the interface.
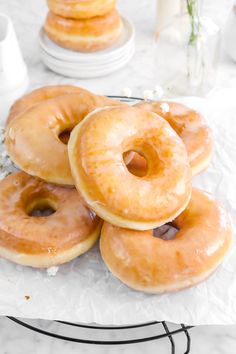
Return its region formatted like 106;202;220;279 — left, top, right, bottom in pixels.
153;223;179;240
124;151;148;177
58;129;72;145
123;141;161;177
27;198;57;217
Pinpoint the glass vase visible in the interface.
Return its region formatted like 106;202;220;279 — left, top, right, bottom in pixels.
153;1;220;97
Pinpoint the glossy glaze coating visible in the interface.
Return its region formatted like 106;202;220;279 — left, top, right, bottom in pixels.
6;85;89;125
5;91;123;185
0;172;101;267
134;101;214;176
44;9;122;52
100;188;233;293
47;0;116;19
68;106;192;230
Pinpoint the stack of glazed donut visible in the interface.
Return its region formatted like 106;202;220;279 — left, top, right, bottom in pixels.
43;0;122;52
0;84;233;294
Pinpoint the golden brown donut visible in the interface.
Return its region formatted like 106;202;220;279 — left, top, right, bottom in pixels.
68;106;192;230
0;172;102;268
47;0;116;19
100;188;233;293
44;9;122;52
132;101;214;176
5;91;123;185
6;85;89;125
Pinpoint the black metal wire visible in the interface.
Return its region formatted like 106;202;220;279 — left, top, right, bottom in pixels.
162;321;175;354
181;324;191;354
6;96;194;352
107;95;144;102
56;320;159;330
7;317;193;348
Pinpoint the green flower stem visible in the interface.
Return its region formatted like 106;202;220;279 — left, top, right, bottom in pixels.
186;0;200;46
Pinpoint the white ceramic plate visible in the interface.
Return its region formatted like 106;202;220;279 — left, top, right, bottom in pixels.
39;41;135;67
41;47;135;78
39;44;135;70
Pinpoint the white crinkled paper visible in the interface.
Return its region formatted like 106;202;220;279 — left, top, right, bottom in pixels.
0;88;236;326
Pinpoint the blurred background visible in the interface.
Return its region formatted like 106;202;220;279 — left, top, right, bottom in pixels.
1;0;235;98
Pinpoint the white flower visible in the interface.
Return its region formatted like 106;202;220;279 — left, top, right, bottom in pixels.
122;87;132;98
160;102;170;114
143;90;154;101
46;266;59;276
154;85;164;98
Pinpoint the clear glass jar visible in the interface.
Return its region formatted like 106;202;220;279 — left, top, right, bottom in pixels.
155;0;181;32
153;1;220;97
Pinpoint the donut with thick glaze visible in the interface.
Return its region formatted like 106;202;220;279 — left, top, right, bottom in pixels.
0;172;101;268
100;188;233;293
68;106;192;230
5;91;123;185
44;9;122;52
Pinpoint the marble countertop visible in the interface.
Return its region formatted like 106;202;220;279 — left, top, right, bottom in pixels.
1;0;236;352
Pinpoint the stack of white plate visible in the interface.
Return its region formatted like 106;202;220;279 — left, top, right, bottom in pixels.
39;17;135;78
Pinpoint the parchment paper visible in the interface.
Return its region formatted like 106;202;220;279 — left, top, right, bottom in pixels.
0;88;236;326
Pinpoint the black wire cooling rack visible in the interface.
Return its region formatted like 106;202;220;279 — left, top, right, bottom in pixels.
6;96;194;353
7;317;193;353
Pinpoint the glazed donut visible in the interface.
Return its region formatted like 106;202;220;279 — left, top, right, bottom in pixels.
100;188;233;293
0;172;101;268
132;101;214;176
5;91;123;185
47;0;116;19
44;9;122;52
6;85;89;125
68;106;192;230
